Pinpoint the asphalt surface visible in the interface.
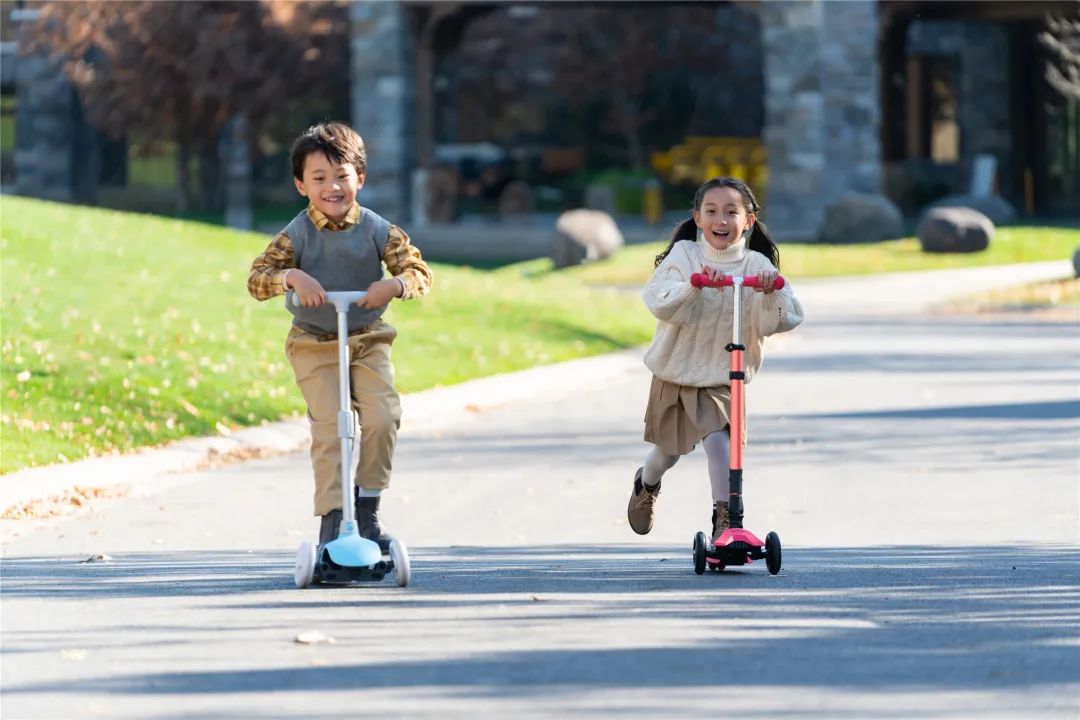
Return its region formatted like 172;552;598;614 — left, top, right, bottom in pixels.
2;261;1078;719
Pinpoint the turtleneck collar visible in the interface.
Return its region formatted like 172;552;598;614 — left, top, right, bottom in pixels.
698;233;747;265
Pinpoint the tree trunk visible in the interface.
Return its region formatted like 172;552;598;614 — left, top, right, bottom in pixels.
175;140;191;215
198;134;223;215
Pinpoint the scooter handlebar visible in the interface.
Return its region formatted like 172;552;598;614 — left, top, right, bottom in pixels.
689;273;786;290
287;290;369;311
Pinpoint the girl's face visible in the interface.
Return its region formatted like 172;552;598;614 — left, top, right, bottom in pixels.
294;151;364;222
693;186;755;251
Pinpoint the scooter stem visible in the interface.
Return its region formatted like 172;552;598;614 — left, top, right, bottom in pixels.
728;277;746;529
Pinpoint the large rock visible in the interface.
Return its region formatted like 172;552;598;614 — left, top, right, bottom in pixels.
928;193;1016;225
917;207;994;254
817;193;904;244
551;209;624;269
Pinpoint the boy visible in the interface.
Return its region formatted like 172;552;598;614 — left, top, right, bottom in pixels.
247;121;433;549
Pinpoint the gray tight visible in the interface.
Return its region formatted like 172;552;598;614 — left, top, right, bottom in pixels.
642;430;731;503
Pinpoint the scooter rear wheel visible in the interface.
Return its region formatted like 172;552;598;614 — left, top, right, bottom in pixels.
765;531;782;575
692;531;707;575
294;541;317;588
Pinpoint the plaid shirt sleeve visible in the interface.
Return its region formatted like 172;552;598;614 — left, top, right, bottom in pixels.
247;232;295;300
384;225;433;299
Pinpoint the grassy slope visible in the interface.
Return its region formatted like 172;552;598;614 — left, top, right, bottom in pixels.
0;197;653;472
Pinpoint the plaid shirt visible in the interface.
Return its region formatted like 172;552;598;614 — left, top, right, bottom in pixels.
247;202;433;301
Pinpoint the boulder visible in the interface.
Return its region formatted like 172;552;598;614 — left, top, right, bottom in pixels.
817;193;904;244
928;193;1016;225
917;207;994;253
552;209;624;269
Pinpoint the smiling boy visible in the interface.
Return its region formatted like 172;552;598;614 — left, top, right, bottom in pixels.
247;122;433;549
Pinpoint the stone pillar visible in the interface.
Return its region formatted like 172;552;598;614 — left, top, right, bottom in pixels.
821;0;881;198
760;0;827;239
350;1;411;223
222;115;253;231
13;51;77;201
761;0;883;240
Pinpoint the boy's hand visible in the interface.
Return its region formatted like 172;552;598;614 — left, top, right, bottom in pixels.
288;270;327;307
357;278;403;309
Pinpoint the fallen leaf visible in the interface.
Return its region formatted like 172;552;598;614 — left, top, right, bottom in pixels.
295;630;336;645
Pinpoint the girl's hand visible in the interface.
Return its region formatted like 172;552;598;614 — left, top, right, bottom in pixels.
701;266;724;283
289;270;328;307
757;269;779;294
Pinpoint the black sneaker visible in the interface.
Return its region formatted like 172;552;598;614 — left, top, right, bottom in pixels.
319;509;342;547
627;467;661;535
355;494;391;553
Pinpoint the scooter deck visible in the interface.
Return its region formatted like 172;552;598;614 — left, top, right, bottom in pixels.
316;549;395;584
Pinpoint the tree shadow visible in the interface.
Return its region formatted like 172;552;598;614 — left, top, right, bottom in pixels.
4;544;1078;702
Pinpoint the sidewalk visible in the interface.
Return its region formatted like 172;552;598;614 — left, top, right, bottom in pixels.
1;260;1072;517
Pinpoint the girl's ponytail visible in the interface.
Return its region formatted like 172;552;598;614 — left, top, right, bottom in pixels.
654;218;697;268
748;219;780;271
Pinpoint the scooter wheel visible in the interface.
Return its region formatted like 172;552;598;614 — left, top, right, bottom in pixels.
692;531;707;575
389;537;411;587
765;531;782;575
294;541;317;588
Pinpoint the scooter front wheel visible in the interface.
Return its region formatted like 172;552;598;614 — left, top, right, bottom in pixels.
389;538;411;587
765;531;782;575
692;531;707;575
294;541;317;588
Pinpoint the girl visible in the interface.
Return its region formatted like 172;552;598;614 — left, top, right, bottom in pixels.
628;177;804;539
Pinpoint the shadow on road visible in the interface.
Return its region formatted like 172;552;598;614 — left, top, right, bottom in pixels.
3;544;1078;699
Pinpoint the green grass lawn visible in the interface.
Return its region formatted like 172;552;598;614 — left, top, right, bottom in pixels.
0;197;653;472
2;196;1077;473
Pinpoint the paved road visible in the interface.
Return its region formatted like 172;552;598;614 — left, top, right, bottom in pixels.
3;264;1078;719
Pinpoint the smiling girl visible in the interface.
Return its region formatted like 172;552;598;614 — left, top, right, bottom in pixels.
627;177;804;540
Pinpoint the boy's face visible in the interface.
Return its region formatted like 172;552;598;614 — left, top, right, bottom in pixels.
294;151;364;222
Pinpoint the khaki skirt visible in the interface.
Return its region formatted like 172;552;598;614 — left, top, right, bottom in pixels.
644;376;746;456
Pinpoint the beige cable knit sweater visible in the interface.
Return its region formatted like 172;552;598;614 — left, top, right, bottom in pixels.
642;236;804;387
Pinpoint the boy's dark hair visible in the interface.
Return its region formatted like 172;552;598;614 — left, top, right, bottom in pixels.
290;122;367;180
655;176;780;270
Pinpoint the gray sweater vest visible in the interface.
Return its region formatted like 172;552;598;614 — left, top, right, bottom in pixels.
283;208;392;335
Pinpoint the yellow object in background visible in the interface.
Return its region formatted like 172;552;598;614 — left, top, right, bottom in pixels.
643;179;663;225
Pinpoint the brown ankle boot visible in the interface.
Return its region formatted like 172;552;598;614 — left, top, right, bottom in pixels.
627;467;661;535
711;501;730;540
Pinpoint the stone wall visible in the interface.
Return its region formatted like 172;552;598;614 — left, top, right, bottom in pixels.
760;0;883;241
349;1;411;223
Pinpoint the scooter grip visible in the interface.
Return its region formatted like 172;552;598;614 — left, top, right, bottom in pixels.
689;273;785;290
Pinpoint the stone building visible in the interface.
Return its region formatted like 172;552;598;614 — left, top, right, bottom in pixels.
6;0;1079;241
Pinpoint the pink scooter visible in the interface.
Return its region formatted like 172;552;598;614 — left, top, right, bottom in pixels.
688;272;784;576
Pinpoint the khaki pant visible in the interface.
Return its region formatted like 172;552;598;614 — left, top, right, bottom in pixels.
285;322;402;516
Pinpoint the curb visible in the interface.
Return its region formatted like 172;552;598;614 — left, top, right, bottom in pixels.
2;260;1072;517
0;348;645;516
